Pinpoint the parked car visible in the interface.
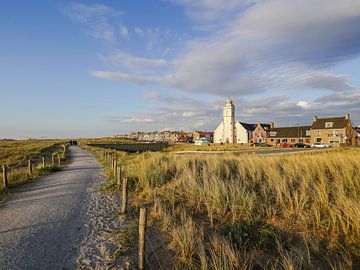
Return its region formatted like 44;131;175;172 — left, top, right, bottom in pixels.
294;143;311;148
280;143;293;148
251;142;271;147
311;142;330;148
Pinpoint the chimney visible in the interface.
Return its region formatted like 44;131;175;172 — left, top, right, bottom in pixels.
345;113;350;120
313;115;318;122
270;122;275;129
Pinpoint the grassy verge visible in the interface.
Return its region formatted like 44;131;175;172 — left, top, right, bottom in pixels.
85;146;360;269
166;143;257;152
0;139;69;197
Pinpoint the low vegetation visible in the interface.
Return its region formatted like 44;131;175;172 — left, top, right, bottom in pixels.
90;147;360;269
165;143;255;152
79;137;138;145
0;139;67;193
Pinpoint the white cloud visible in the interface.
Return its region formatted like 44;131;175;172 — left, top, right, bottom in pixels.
170;0;256;22
315;91;360;103
119;117;155;123
288;71;355;92
63;3;125;42
63;3;117;23
182;111;195;117
133;27;162;50
119;26;129;37
296;101;312;110
100;51;167;70
95;0;360;96
91;71;161;84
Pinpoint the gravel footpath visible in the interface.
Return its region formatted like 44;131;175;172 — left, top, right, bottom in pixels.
0;146;130;270
76;166;134;270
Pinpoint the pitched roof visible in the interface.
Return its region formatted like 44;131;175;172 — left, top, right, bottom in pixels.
269;126;311;138
195;131;214;135
260;123;271;131
312;116;349;129
239;122;257;131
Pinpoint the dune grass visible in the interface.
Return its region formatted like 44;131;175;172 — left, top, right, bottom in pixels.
165;143;257;152
88;146;360;269
79;137;139;145
0;139;67;191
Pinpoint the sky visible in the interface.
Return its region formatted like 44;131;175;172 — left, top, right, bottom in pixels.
1;0;360;139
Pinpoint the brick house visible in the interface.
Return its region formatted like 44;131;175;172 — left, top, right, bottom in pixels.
193;131;214;143
267;125;311;146
310;113;355;147
354;126;360;146
252;123;271;143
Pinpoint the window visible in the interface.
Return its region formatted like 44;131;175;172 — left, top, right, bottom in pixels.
276;139;280;144
291;139;296;143
335;130;339;135
325;122;334;128
299;139;304;143
316;138;322;143
271;139;274;142
317;131;321;136
270;131;277;137
306;130;311;136
283;139;288;143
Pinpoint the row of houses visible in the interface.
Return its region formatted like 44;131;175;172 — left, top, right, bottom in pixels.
214;99;359;147
122;130;214;143
257;113;357;147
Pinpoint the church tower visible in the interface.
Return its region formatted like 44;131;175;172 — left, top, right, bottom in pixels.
223;98;235;143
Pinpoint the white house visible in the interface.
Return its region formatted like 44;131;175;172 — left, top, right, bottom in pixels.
214;98;257;144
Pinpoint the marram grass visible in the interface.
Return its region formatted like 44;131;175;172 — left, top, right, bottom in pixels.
92;147;360;269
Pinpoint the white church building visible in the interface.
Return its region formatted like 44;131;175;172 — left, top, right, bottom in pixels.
214;98;257;144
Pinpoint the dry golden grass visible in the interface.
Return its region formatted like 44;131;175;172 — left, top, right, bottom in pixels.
79;137;138;145
165;143;256;152
0;139;67;191
88;146;360;269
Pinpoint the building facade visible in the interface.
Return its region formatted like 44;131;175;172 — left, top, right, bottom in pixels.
193;131;214;142
252;123;271;143
214;99;266;144
310;114;355;147
214;98;236;143
267;125;311;146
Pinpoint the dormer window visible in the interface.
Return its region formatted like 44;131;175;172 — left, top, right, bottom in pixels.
325;122;334;128
270;131;277;137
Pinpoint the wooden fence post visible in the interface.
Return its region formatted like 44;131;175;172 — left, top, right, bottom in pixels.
121;177;128;215
2;165;8;189
117;166;122;188
113;160;118;178
52;154;55;166
28;159;33;175
138;207;147;270
57;154;61;166
42;156;46;168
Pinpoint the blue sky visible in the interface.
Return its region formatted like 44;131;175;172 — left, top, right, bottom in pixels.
1;0;360;138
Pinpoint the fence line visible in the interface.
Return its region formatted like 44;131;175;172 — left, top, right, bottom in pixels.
91;146;177;270
0;144;68;190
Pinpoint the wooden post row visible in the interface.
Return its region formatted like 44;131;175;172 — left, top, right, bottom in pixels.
113;160;118;178
117;166;122;188
42;156;46;168
121;177;128;215
28;159;33;176
2;165;8;189
138;208;148;270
